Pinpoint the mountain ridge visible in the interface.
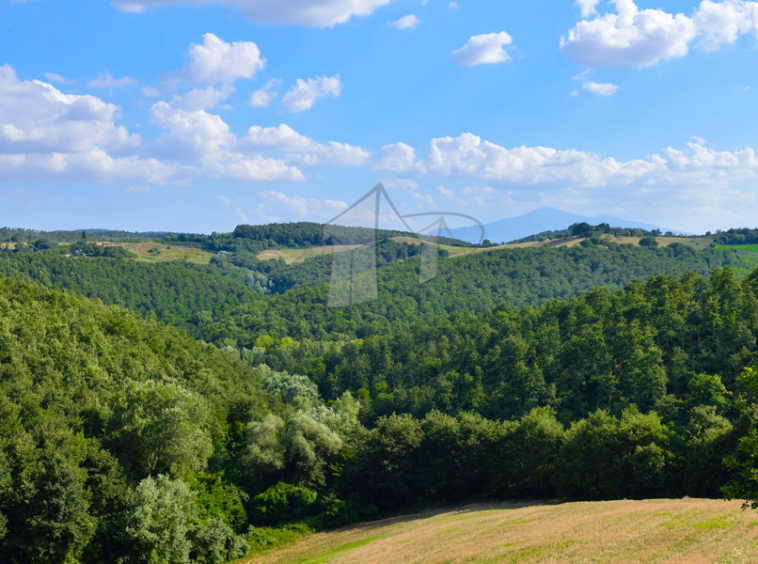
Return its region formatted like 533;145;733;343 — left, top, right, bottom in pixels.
450;206;687;244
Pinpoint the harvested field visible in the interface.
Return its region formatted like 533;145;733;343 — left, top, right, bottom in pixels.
245;498;758;564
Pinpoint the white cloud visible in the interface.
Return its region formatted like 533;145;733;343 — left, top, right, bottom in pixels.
389;14;419;29
249;78;282;107
375;142;426;173
166;33;265;86
170;85;235;111
111;0;394;27
449;2;458;9
374;133;758;197
239;124;370;166
124;185;153;192
88;71;137;89
453;32;513;66
583;81;619;95
151;101;235;161
576;0;601;18
0;67;187;184
218;195;232;206
0;151;192;184
694;0;758;51
562;0;758;69
281;75;342;112
150;101;304;181
0;65;369;186
0;65;139;155
45;72;75;85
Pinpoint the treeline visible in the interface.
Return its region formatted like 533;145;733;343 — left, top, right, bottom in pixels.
0;227;174;244
162;222;471;254
512;222;673;243
711;227;758;246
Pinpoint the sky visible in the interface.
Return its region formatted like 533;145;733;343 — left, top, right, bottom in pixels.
1;0;758;234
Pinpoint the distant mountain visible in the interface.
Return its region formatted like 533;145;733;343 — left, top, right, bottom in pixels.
450;207;686;244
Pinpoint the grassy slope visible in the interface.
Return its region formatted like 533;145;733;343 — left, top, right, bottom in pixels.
245;499;758;564
98;241;214;264
716;244;758;255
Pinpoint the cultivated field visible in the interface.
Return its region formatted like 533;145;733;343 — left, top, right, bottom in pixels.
245;498;758;564
716;244;758;255
97;242;214;264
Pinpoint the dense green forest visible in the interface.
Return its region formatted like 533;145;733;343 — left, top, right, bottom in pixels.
4;221;758;563
3;267;758;563
0;253;263;332
197;243;756;347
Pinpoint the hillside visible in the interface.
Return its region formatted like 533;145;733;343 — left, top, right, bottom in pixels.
0;275;283;564
247;499;758;564
4;260;758;563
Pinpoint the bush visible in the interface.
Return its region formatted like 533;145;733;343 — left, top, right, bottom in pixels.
639;236;659;248
251;482;317;526
190;517;249;564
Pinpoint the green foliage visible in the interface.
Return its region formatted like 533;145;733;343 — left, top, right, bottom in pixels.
108;380;214;478
122;475;198;564
0;252;261;333
251;482;318;525
262;369;321;408
190;517;249;564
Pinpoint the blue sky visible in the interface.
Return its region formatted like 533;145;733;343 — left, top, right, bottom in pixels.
1;0;758;234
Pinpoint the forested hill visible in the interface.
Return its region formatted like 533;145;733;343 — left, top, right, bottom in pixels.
5;270;758;564
198;243;756;346
0;240;753;348
0;253;263;332
0;276;276;564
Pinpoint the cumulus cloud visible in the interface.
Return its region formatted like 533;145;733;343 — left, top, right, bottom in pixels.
0;67;189;184
239;124;370;166
371;132;758;196
165;33;265;86
562;0;758;68
150;101;304;181
249;78;282;107
0;65;368;186
389;14;419;29
111;0;394;27
453;32;513;66
88;71;137;89
281;75;342;112
583;81;619;95
0;65;139;156
375;142;426;173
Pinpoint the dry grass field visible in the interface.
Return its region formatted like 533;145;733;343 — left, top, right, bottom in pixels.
244;498;758;564
97;242;214;264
